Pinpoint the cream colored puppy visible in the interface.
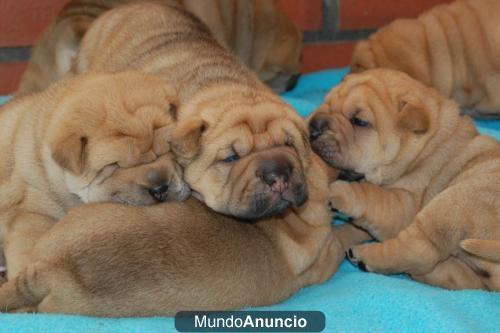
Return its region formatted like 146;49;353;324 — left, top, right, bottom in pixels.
0;72;188;279
72;2;310;220
0;155;369;316
308;69;500;290
18;0;302;94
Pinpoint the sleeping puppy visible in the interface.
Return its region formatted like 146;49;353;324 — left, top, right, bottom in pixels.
308;69;500;290
0;71;189;279
18;0;302;94
0;155;370;316
73;2;310;220
351;0;500;119
183;0;302;93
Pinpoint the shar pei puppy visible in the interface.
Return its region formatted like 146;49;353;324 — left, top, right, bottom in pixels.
71;2;311;219
0;154;369;316
351;0;500;118
18;0;302;94
308;69;500;291
0;71;188;278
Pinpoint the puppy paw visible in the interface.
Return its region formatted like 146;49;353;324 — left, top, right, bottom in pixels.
346;246;370;272
329;181;364;219
347;243;411;275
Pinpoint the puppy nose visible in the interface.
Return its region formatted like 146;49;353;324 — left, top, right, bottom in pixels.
257;158;293;193
148;184;169;202
285;73;301;91
309;116;328;141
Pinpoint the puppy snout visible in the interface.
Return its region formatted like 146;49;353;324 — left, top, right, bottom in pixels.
148;184;169;202
285;73;301;91
309;116;329;141
257;158;293;193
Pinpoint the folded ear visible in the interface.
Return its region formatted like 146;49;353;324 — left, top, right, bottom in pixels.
397;100;430;135
170;118;207;166
351;40;376;73
51;134;88;175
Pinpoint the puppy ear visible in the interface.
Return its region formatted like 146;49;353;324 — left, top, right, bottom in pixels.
51;134;88;174
397;100;430;135
170;118;207;166
351;40;376;73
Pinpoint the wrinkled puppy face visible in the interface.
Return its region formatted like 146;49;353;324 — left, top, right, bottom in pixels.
47;72;190;205
172;100;310;220
308;69;440;185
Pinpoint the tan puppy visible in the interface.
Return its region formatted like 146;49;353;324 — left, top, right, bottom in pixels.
308;69;500;290
351;0;500;118
72;2;310;220
0;72;189;279
0;155;369;316
18;0;302;94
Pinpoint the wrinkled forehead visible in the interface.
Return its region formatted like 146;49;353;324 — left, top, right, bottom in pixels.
327;74;397;112
207;104;307;151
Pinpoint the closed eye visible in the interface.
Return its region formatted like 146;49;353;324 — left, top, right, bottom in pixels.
350;117;370;128
222;153;240;163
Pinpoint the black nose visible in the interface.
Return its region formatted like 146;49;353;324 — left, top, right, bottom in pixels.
285;73;301;91
257;157;293;191
309;116;328;141
148;184;169;202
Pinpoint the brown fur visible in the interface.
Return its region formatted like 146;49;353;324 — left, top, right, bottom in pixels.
0;72;189;279
0;155;370;316
72;2;310;219
308;69;500;290
18;0;302;95
351;0;500;119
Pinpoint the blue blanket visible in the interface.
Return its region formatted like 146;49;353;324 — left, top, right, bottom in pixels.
0;69;499;333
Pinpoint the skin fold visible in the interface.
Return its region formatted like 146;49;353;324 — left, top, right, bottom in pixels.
0;155;370;316
351;0;500;119
0;72;188;279
18;0;302;95
309;69;500;290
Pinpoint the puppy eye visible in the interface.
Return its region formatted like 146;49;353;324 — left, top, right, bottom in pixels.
350;117;370;128
222;153;240;163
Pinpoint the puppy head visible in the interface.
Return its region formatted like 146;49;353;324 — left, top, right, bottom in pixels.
258;11;303;94
171;95;310;220
308;69;449;185
47;72;190;205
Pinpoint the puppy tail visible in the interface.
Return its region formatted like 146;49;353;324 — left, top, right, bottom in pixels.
0;265;48;312
460;239;500;263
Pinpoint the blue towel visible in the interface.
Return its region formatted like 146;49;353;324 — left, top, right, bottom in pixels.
0;69;499;333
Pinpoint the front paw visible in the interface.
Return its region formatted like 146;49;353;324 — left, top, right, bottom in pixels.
329;180;363;219
347;243;403;275
346;245;371;272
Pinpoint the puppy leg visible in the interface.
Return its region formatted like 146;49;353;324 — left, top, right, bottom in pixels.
329;181;418;240
412;257;486;290
4;212;55;279
347;180;498;276
347;218;445;275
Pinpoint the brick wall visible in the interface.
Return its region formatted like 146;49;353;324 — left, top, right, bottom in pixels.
0;0;452;94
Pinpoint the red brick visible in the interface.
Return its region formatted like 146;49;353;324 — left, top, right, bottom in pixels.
0;62;27;95
276;0;322;31
0;0;69;47
301;42;355;73
340;0;454;30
